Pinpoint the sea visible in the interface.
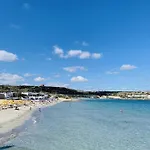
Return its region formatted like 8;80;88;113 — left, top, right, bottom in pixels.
1;99;150;150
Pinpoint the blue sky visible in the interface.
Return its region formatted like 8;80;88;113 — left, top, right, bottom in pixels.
0;0;150;90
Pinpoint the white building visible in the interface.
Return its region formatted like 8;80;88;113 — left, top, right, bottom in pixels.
21;92;48;100
0;92;14;99
127;94;148;99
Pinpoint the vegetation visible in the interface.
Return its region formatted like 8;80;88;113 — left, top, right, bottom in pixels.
0;85;119;98
1;85;149;99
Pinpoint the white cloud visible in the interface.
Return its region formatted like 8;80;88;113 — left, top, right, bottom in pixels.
10;24;20;29
67;50;82;57
53;45;102;59
0;73;24;85
24;73;33;77
92;53;102;59
106;71;119;75
66;50;97;59
34;77;45;82
79;51;90;59
120;64;137;70
63;66;86;73
46;82;69;87
82;41;89;46
0;50;18;62
23;3;30;9
71;76;88;82
53;45;64;58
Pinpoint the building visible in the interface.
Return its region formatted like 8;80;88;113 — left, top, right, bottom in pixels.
0;92;14;99
21;92;48;100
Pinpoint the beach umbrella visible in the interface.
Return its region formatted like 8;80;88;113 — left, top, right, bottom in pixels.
2;101;9;106
9;100;16;105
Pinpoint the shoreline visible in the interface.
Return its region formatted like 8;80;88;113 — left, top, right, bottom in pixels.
0;99;64;136
98;98;150;101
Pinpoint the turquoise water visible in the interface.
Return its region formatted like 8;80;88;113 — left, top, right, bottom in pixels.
2;99;150;150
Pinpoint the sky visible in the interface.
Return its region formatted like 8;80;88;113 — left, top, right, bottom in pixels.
0;0;150;91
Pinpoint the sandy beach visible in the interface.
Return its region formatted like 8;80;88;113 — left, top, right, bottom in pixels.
0;99;65;135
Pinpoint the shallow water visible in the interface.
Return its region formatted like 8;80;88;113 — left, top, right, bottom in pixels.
3;99;150;150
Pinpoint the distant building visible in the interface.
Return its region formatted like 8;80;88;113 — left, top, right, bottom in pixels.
107;96;121;99
21;92;48;100
0;92;14;99
0;93;5;99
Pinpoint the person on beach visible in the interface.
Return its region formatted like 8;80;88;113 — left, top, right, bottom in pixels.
39;107;41;112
